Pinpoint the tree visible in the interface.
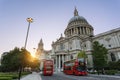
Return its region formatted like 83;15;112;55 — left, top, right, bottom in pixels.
77;51;87;58
30;57;40;71
92;41;108;74
1;47;33;72
1;47;40;80
1;47;21;72
116;59;120;70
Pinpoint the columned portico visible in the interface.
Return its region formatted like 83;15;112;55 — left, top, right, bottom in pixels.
55;54;66;71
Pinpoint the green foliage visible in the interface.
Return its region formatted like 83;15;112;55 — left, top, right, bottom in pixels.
1;47;33;72
77;51;87;58
92;41;108;69
89;72;97;74
0;72;18;80
1;47;21;72
116;59;120;70
19;48;32;67
0;72;31;80
21;72;32;75
0;77;12;80
108;59;120;70
30;57;40;70
105;70;118;75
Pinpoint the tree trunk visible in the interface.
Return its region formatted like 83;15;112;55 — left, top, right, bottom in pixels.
18;66;22;80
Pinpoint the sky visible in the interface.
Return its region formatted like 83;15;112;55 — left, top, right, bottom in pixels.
0;0;120;57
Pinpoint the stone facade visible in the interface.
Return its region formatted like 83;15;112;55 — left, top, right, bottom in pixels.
51;8;120;71
93;28;120;61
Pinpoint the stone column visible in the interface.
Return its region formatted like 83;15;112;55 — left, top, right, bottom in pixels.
59;55;60;71
88;28;90;34
89;29;91;35
69;30;71;36
64;54;65;61
66;54;68;61
82;27;84;34
68;53;70;60
56;55;58;72
66;31;68;36
80;27;82;34
85;27;87;34
56;55;57;68
87;27;88;34
69;29;71;36
83;27;85;34
71;29;72;35
77;27;79;34
75;28;77;34
74;28;75;34
62;55;64;70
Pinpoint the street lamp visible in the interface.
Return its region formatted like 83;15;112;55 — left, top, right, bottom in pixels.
18;18;33;80
24;17;33;49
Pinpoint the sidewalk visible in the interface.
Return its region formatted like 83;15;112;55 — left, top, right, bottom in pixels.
89;74;120;79
21;72;42;80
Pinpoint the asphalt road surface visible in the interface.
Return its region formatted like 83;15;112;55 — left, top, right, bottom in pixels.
40;72;120;80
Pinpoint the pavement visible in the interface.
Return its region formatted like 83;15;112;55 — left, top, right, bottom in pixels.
20;72;120;80
89;74;120;78
21;72;42;80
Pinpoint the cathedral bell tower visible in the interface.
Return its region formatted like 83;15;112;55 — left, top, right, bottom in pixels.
38;39;44;52
35;39;44;58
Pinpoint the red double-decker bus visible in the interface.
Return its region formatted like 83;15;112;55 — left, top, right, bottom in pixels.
40;59;53;76
63;58;87;76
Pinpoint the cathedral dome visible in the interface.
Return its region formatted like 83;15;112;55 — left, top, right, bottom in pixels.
68;15;87;24
68;7;88;25
64;7;94;37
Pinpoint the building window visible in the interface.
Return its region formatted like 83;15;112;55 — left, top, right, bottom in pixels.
70;46;72;49
60;43;64;50
69;40;72;50
108;44;111;47
78;27;80;34
111;53;116;61
71;55;73;59
54;46;56;50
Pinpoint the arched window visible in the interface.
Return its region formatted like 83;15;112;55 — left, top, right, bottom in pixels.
71;55;73;59
110;53;116;61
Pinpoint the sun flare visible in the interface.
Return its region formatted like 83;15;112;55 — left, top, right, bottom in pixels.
31;53;36;58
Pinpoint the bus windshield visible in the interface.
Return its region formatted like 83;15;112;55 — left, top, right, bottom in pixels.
46;65;52;71
77;66;86;71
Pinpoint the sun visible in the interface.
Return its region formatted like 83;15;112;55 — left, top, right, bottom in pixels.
31;53;36;58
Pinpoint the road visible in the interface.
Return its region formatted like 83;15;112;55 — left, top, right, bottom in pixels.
40;72;120;80
21;72;120;80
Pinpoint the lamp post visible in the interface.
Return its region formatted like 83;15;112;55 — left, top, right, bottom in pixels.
18;18;33;80
24;17;33;49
